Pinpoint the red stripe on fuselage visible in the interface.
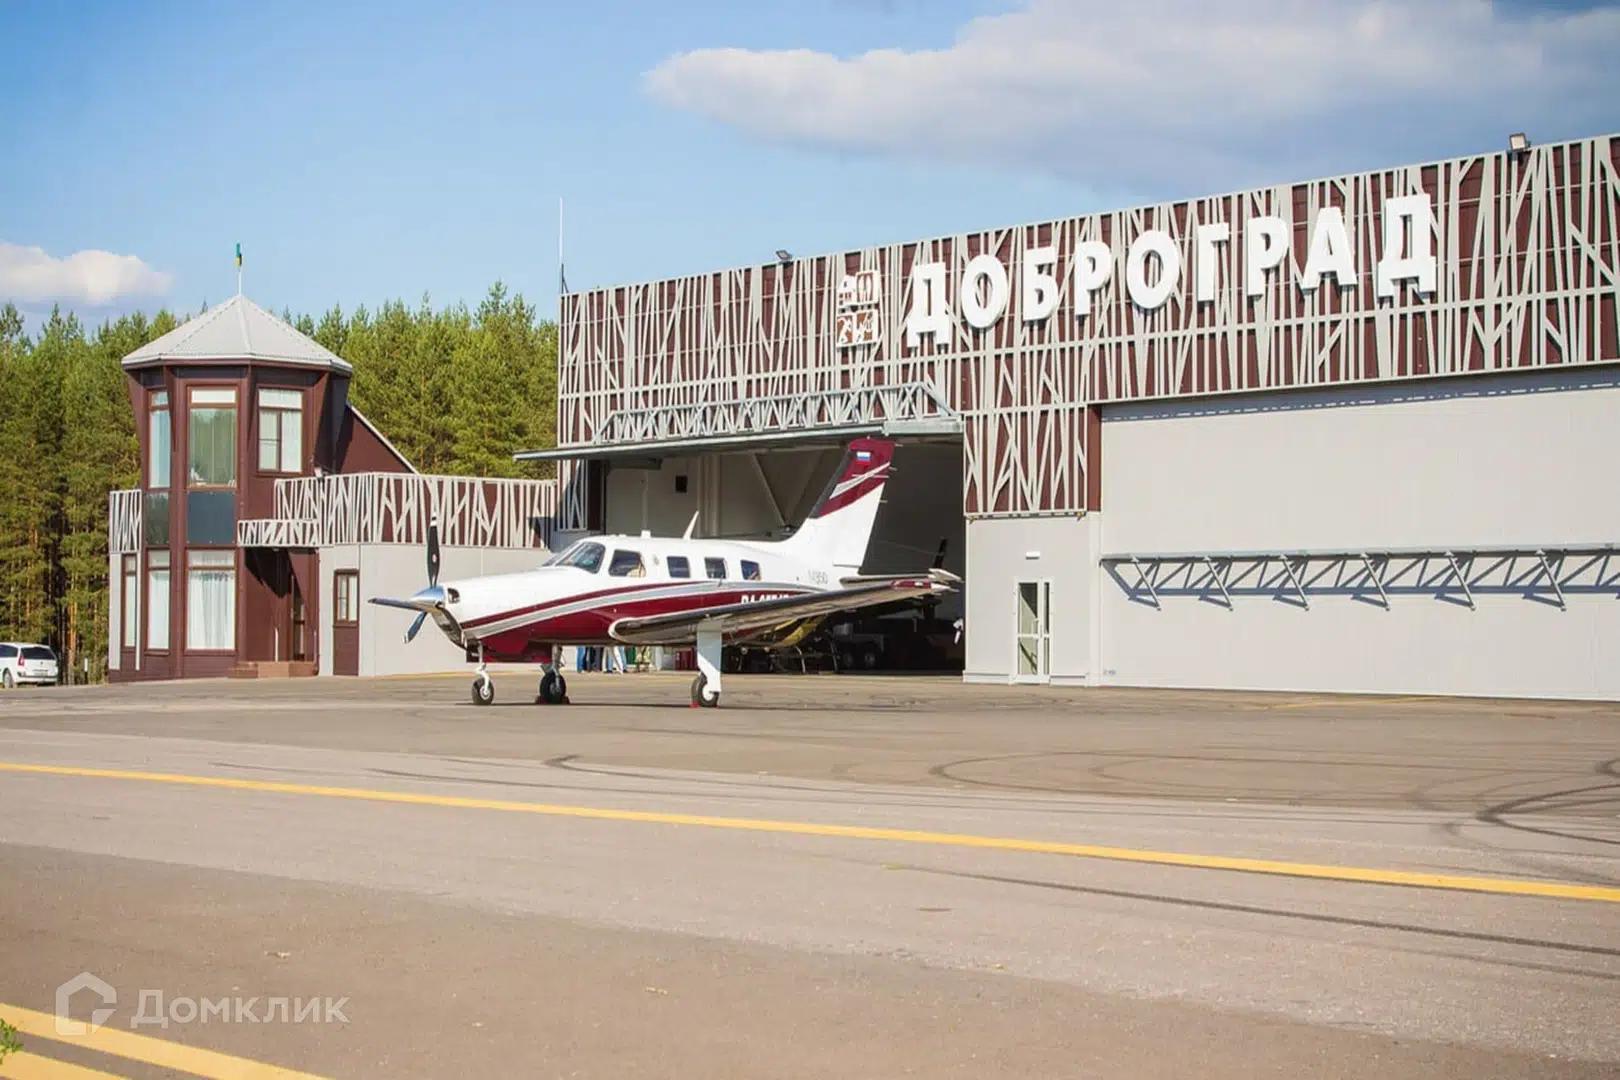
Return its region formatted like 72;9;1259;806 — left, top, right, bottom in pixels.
460;580;680;632
465;581;817;641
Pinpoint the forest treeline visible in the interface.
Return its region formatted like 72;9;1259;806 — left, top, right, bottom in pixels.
0;283;559;682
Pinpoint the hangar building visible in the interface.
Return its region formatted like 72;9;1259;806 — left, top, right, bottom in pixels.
527;132;1620;700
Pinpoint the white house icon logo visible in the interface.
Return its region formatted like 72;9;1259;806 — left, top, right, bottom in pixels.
55;972;116;1036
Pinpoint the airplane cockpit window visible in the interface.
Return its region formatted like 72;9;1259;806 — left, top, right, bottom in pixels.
608;549;646;577
544;541;605;573
741;560;762;581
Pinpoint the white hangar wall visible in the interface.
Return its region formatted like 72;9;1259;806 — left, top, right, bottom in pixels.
319;545;548;678
1092;367;1620;699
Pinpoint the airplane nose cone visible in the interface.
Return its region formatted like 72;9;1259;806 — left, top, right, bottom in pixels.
413;585;447;607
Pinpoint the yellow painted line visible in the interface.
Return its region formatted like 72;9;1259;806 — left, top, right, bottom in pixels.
3;761;1619;905
0;1005;330;1079
0;1050;127;1080
1259;695;1439;711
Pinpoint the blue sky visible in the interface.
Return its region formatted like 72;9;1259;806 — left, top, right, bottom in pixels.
3;0;1618;330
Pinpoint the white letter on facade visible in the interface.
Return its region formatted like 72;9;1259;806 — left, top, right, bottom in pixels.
1245;215;1290;298
1071;240;1112;319
1125;230;1182;311
1376;193;1437;299
1021;246;1059;322
960;253;1010;330
1194;222;1230;303
1300;206;1356;291
904;261;950;349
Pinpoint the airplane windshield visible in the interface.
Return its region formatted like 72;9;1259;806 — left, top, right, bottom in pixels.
543;541;605;573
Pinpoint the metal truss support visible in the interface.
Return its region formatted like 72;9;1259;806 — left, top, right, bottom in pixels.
1130;556;1161;609
1444;552;1475;610
1535;549;1567;611
1359;552;1389;609
1279;555;1309;610
1203;556;1232;609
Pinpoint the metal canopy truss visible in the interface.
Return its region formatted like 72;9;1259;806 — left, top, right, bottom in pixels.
1101;544;1620;610
597;384;954;448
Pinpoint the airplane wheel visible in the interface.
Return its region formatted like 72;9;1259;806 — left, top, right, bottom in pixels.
690;674;719;708
471;677;495;706
538;671;567;705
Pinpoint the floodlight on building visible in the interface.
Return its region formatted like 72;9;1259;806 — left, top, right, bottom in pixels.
1509;132;1531;154
775;249;792;263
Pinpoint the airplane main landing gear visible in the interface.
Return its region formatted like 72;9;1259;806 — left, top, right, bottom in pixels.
538;669;568;705
691;629;723;708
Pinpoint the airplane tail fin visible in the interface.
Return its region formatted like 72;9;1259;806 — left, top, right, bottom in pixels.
775;438;895;574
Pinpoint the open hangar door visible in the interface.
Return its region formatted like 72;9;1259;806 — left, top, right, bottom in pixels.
595;435;965;674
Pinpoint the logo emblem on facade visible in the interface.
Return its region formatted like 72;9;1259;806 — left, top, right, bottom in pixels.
836;269;882;349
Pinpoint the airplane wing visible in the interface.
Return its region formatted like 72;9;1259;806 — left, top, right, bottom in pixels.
607;569;960;647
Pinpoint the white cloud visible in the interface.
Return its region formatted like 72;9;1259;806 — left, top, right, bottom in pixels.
645;0;1620;192
0;242;173;307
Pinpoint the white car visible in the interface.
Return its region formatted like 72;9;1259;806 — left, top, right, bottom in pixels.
0;642;60;687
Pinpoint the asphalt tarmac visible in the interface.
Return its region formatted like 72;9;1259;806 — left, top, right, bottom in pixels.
0;672;1616;1079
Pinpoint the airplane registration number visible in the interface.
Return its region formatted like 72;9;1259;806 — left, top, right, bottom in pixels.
742;593;794;604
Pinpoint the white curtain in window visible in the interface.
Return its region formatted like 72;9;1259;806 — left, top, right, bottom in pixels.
186;551;235;650
279;409;301;471
149;409;170;487
121;563;138;648
147;569;170;649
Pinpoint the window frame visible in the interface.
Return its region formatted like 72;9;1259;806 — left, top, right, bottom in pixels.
334;570;359;625
186;384;240;490
148;390;171;489
704;557;727;580
256;387;305;476
666;555;691;579
146;549;171;653
184;547;237;653
121;554;139;649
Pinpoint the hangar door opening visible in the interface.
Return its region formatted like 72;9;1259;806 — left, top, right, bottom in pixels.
599;438;965;673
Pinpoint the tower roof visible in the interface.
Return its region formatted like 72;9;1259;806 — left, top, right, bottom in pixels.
121;294;352;373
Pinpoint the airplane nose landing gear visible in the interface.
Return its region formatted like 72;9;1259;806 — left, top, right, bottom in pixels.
471;643;494;706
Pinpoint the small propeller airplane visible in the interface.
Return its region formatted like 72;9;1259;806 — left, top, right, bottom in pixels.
370;438;959;708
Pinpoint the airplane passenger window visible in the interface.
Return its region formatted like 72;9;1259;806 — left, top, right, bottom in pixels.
667;556;691;578
704;557;726;579
609;549;646;577
741;560;761;581
545;541;604;573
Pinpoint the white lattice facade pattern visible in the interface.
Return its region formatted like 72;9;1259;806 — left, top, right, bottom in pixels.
108;488;142;555
560;135;1620;523
244;473;559;550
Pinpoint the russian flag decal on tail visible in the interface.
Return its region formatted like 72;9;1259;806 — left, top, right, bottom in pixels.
855;450;872;462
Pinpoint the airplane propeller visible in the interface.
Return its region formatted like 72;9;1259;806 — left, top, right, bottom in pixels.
404;518;442;644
